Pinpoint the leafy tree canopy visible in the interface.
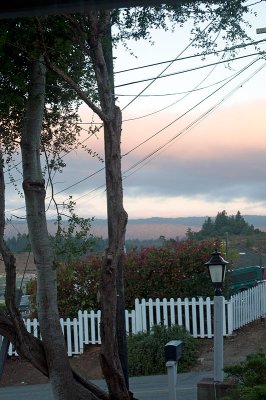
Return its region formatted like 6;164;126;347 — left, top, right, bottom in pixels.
191;210;261;239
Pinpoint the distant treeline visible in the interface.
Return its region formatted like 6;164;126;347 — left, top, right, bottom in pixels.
189;210;262;240
5;233;167;254
6;211;265;255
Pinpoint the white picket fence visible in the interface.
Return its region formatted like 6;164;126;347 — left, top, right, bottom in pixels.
7;281;266;357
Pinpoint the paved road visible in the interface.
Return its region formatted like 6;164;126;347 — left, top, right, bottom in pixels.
0;371;213;400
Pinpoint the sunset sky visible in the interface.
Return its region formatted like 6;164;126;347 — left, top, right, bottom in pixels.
5;1;266;222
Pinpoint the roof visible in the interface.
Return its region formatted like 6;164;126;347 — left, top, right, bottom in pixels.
0;0;177;18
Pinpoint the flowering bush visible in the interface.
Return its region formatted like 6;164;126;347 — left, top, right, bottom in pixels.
27;238;223;316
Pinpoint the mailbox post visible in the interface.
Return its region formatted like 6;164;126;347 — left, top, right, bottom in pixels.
164;340;183;400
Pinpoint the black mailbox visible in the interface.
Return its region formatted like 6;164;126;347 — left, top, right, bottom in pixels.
164;340;183;362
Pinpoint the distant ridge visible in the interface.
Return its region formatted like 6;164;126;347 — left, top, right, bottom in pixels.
4;215;266;240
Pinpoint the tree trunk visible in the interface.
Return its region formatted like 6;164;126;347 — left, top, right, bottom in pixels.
86;11;130;400
20;56;79;400
36;12;131;399
99;111;129;400
1;149;107;399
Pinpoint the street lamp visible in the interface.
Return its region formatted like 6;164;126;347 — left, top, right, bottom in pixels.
205;250;229;382
205;249;228;295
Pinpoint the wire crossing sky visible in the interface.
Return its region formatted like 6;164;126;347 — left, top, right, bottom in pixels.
5;1;266;223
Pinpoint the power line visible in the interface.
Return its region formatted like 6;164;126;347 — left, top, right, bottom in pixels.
115;38;266;75
122;59;266;178
67;58;265;206
38;26;216;199
122;52;227;122
116;51;265;88
53;166;105;196
121;20;214;111
122;56;260;159
31;57;264;202
115;72;239;97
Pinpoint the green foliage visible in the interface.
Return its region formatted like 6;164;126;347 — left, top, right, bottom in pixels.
27;198;98;317
27;257;101;317
6;233;31;253
193;211;261;240
27;238;220;315
124;239;222;307
113;2;250;49
222;352;266;400
127;325;198;376
52;198;95;264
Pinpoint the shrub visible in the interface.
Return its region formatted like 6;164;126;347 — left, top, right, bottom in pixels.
27;257;101;318
127;325;198;376
221;352;266;400
124;238;222;308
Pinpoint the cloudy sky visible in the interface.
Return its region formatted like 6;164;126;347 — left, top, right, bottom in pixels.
5;1;266;221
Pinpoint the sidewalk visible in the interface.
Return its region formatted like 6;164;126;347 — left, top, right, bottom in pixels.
0;371;213;400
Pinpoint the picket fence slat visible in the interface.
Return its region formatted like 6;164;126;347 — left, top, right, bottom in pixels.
3;282;266;358
78;310;84;354
199;297;205;338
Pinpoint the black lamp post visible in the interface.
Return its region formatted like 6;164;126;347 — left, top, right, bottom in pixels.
205;249;229;382
205;249;229;296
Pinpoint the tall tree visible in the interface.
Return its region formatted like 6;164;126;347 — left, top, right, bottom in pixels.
0;2;253;399
36;5;251;397
0;18;107;400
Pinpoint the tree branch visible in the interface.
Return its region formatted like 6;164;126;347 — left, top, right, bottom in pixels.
34;16;109;123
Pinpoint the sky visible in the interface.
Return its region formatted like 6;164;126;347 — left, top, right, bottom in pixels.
5;1;266;222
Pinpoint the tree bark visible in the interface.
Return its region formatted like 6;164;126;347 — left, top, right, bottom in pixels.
35;13;131;399
87;11;130;400
20;56;79;400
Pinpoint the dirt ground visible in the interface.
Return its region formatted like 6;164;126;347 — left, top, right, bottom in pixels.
0;318;265;387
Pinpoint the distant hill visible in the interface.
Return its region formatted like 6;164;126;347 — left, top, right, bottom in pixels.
4;215;266;240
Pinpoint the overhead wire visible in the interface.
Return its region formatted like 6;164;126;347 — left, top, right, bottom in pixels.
122;59;266;178
37;54;266;204
122;56;260;159
121;20;214;111
122;51;227;122
34;22;217;199
115;72;243;97
115;38;266;75
6;16;266;213
116;51;265;88
53;166;105;196
120;27;224;122
66;56;265;206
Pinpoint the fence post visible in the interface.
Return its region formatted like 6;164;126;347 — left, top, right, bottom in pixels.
206;297;212;338
141;299;147;332
198;297;205;338
134;298;141;333
78;310;84;354
191;297;197;338
227;298;233;335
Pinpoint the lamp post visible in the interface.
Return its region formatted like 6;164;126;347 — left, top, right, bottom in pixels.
205;250;229;382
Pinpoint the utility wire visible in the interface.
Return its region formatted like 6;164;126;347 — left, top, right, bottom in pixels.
14;56;264;215
123;59;266;177
116;51;265;88
53;167;105;196
65;58;265;206
122;51;227;122
6;56;263;213
121;20;214;111
115;72;240;97
25;25;216;199
115;38;266;74
29;56;263;202
122;56;260;159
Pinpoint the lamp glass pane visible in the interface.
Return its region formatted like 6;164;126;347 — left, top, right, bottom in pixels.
209;264;226;283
